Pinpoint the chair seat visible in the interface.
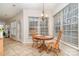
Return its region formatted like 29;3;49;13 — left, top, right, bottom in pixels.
45;37;57;44
33;39;40;42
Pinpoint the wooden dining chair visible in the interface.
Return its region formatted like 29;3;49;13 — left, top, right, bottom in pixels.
32;31;38;48
46;30;63;55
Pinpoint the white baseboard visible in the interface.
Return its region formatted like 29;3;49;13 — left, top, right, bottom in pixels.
22;41;33;44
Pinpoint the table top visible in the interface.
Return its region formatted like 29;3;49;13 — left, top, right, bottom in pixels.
34;35;54;40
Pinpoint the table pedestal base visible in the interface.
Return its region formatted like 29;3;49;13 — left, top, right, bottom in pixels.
38;41;47;53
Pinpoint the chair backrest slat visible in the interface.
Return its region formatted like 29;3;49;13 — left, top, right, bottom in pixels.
57;31;62;43
32;31;38;41
53;30;63;49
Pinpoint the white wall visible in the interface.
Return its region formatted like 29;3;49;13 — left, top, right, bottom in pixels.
0;20;5;25
7;10;24;42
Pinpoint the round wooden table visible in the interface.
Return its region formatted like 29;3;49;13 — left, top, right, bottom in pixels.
34;35;53;52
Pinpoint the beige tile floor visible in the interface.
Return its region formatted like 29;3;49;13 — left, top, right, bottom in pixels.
4;38;68;56
60;43;79;56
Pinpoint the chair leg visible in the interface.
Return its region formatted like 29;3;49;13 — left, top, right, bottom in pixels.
32;42;34;47
53;48;59;56
58;48;61;53
47;46;52;53
54;49;61;56
32;41;37;47
47;43;51;53
35;42;38;48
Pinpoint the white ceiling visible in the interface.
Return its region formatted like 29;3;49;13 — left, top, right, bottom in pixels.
0;3;57;21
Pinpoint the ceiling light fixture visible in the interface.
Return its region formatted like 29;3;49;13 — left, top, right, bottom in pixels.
41;3;48;21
